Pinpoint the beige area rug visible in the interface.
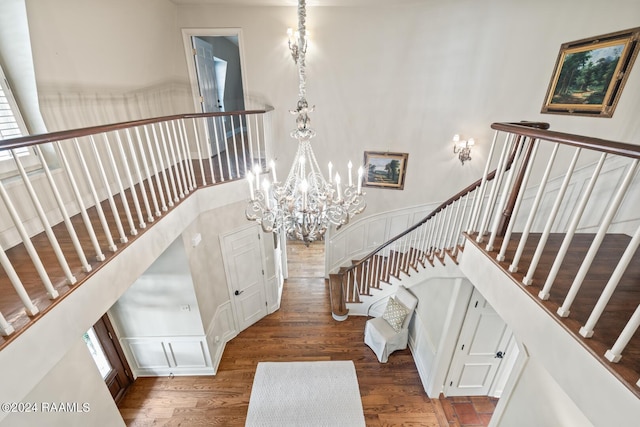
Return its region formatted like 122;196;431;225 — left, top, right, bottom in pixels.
245;361;366;427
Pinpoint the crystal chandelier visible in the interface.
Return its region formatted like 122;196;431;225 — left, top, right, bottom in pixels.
245;0;366;244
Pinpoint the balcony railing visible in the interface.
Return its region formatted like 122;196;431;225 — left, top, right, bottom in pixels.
0;109;272;343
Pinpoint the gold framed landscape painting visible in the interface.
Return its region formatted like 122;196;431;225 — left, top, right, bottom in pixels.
363;151;408;190
541;27;640;117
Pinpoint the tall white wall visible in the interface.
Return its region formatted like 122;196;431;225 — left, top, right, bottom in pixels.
176;0;640;218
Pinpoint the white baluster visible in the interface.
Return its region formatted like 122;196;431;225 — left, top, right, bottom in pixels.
0;179;59;299
476;135;512;243
73;138;118;251
178;119;196;191
580;221;640;337
143;125;168;212
605;304;640;363
103;133;137;236
0;240;39;316
0;309;15;336
229;115;240;177
125;128;154;223
467;131;498;234
12;150;77;285
254;114;263;173
55;142;105;262
88;135;128;244
212;116;225;181
134;127;160;217
153;122;177;205
191;118;206;186
220;116;233;180
454;193;471;255
496;140;539;262
35;146;91;273
538;154;607;300
239;115;248;176
523;147;581;285
114;131;146;229
447;197;464;252
159;122;180;202
168;121;186;198
171;120;190;195
509;143;559;273
246;115;256;176
440;205;454;253
199;117;216;184
486;134;522;251
557;159;638;317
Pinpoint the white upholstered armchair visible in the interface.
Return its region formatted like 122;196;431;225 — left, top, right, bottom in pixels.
363;285;418;363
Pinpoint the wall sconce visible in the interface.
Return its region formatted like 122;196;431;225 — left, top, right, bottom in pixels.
452;134;475;165
287;27;308;64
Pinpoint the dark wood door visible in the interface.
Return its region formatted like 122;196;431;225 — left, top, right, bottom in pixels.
91;314;133;403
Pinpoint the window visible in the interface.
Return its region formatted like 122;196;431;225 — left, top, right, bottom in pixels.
0;64;39;176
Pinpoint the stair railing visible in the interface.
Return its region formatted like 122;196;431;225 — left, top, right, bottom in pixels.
329;122;549;319
0;108;272;340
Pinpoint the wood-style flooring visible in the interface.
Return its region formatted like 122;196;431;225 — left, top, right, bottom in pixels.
117;240;497;426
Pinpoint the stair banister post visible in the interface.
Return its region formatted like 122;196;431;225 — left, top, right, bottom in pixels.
467;130;499;234
476;134;512;243
486;133;522;251
523;147;581;286
605;304;640;363
178;119;197;190
220;116;233;180
580;221;640;337
229;115;241;178
496;139;539;262
497;135;534;236
557;159;639;317
509;143;559;273
453;193;471;256
171;120;190;194
538;153;606;300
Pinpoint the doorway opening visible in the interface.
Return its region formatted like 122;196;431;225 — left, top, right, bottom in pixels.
183;29;249;180
84;314;133;404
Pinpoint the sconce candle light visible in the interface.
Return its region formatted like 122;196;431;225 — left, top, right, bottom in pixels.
452;134;475;165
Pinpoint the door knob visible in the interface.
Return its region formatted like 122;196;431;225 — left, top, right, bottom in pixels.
234;290;243;296
495;351;504;359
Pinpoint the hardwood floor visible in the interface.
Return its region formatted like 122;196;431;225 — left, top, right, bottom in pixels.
118;240;451;426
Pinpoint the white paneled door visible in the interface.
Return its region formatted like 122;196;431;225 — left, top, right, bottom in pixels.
445;287;512;396
221;225;268;332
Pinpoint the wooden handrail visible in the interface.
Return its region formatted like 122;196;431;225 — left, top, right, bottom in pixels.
491;122;640;159
342;121;549;275
0;108;274;151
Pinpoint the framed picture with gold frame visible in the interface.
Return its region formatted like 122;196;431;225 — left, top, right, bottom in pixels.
362;151;408;190
541;27;640;117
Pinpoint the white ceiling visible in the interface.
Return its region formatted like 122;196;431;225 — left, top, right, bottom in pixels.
170;0;429;6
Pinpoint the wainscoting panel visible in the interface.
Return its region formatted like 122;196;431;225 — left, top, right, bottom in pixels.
122;335;214;377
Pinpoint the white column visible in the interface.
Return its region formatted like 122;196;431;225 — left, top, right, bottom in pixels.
605;304;640;363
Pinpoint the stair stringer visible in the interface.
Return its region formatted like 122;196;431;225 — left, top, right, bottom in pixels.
345;256;465;317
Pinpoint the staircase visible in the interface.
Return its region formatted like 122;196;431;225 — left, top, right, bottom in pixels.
329;121;640;397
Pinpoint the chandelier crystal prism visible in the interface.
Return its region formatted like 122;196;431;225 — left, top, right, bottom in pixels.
245;0;366;244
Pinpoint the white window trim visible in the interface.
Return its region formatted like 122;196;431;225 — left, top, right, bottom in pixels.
0;64;41;178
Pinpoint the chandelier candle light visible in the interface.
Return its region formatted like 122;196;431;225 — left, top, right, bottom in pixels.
245;0;366;244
